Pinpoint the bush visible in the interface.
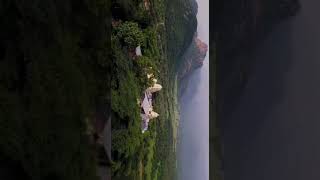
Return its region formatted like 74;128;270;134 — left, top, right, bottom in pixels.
134;56;156;90
115;21;146;48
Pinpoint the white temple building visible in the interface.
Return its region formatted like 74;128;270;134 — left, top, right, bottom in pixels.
140;75;162;133
146;83;162;93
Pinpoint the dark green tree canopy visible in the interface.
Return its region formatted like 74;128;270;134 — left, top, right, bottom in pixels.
114;21;145;48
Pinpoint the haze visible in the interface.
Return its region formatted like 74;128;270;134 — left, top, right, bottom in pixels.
178;0;209;179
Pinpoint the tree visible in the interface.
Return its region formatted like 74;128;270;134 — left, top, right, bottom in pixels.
0;1;109;179
135;56;155;71
135;9;152;28
134;56;155;90
115;21;145;48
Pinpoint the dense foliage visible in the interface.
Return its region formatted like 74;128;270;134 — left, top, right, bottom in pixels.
0;0;110;179
165;0;198;71
0;0;197;179
111;24;152;178
114;21;146;48
110;0;178;180
110;0;196;179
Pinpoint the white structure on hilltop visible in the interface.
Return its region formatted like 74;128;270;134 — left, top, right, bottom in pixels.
149;111;159;119
141;92;159;119
141;75;162;133
141;92;153;115
135;46;142;56
146;83;162;93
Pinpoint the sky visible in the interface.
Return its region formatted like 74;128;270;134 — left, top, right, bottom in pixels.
178;0;209;179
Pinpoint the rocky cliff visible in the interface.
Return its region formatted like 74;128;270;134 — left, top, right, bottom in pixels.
177;34;208;97
171;0;208;96
178;35;208;80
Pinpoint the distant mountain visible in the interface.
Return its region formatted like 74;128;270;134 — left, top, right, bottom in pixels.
177;34;208;99
178;35;208;81
166;0;209;98
166;0;210;96
166;0;198;71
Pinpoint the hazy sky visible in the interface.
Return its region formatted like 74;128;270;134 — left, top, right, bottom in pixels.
178;0;209;179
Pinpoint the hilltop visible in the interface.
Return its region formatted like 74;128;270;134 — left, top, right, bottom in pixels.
110;0;200;179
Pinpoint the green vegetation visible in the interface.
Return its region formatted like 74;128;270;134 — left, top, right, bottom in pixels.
114;21;146;48
165;0;198;71
111;1;158;178
0;0;110;179
0;0;197;179
111;0;196;179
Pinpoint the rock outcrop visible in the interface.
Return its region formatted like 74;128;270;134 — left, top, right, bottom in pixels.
178;35;208;80
177;34;208;97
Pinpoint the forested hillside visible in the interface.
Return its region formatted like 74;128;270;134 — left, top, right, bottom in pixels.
165;0;198;71
0;0;199;179
0;1;110;179
111;0;171;179
110;0;198;179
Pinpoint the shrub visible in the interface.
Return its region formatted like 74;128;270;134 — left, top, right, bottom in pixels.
115;21;146;48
